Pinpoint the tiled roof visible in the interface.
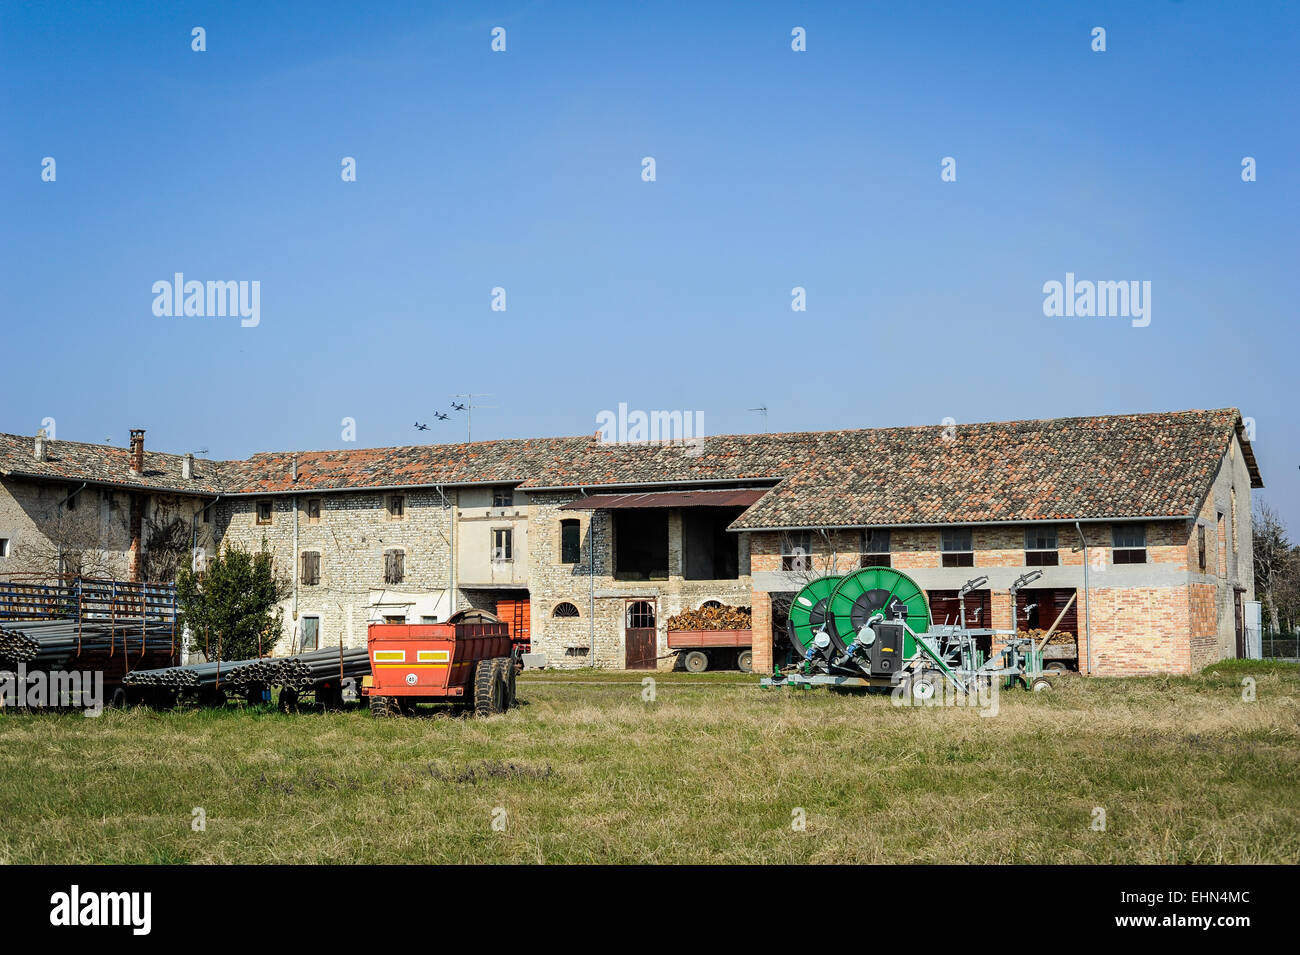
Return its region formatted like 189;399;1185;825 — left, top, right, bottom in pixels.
0;409;1260;528
728;409;1258;529
219;437;594;494
0;433;225;494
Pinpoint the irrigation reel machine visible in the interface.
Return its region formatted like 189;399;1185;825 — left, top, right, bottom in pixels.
763;565;1057;700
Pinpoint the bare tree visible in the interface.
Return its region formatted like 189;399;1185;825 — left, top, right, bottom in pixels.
9;505;120;581
1252;501;1292;633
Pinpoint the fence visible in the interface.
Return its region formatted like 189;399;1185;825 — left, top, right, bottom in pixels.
1262;632;1300;661
0;575;177;627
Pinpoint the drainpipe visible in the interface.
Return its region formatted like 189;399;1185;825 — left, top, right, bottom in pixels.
432;483;456;618
292;458;299;630
1075;521;1093;675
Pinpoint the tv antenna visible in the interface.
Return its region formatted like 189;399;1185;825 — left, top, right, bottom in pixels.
451;394;498;442
748;405;769;433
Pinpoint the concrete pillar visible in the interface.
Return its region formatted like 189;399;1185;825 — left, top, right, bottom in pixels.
752;590;773;673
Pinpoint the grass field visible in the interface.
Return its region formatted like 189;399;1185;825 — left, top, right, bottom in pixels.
2;661;1298;864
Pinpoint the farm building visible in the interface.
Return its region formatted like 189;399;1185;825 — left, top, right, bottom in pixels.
0;408;1261;676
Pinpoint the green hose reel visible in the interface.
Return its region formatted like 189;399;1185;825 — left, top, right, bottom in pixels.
787;575;841;653
825;566;931;657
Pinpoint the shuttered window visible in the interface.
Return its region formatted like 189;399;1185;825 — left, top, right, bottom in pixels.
384;549;405;584
300;551;321;585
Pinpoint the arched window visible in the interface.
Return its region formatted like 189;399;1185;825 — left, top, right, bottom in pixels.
627;600;655;629
552;602;580;618
700;600;722;609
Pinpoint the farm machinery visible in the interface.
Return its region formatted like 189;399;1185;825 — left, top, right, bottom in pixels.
763;565;1058;701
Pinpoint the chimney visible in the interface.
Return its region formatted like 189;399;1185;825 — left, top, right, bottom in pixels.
291;454;298;483
34;429;47;462
182;453;194;480
129;429;145;475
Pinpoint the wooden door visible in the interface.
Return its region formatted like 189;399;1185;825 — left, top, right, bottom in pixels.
1234;590;1245;658
625;599;657;669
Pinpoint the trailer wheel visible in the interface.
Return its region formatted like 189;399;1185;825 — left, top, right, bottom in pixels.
736;649;753;673
1044;661;1068;674
279;687;301;713
910;670;941;703
474;658;507;716
369;694;396;718
495;657;517;708
683;651;709;673
108;687;129;709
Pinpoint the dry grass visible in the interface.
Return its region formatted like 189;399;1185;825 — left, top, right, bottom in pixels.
1;661;1297;864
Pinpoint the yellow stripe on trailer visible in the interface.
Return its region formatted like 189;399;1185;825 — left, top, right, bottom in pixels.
373;650;405;663
375;663;448;669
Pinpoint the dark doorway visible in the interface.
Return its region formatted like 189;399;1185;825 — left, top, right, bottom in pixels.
614;510;669;581
625;599;657;669
681;506;743;580
1234;589;1245;658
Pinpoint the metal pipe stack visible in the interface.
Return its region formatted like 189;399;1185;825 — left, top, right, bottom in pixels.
1;619;176;670
123;656;265;690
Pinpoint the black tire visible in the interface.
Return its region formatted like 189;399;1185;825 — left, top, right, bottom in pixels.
108;686;129;709
369;694;396;718
279;687;301;713
495;657;517;708
683;651;709;673
474;658;507;716
736;649;753;673
1044;660;1068;674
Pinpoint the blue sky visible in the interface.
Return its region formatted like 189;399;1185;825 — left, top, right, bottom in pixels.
1;1;1296;525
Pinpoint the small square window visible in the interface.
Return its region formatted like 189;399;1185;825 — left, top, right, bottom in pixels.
782;531;812;571
1112;523;1147;564
1024;526;1059;566
388;495;406;519
306;499;321;523
862;528;891;568
940;528;974;568
256;500;273;525
493;487;514;508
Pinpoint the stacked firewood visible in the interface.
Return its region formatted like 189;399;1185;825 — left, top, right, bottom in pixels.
1018;628;1076;647
666;605;752;631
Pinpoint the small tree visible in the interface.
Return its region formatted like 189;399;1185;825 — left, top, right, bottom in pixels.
1253;501;1292;633
175;542;289;661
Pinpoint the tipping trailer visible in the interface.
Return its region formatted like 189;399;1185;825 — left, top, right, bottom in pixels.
362;621;518;717
765;566;1058;698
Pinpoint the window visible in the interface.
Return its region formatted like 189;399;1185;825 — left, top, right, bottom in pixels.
1024;526;1059;566
1112;524;1147;564
420;615;439;624
941;528;974;567
614;510;668;580
201;502;212;524
1198;524;1207;571
862;528;891;568
384;549;405;584
492;528;513;562
300;616;319;652
65;489;78;511
256;500;273;525
700;600;722;609
560;519;581;564
300;551;321;585
627;600;655;629
553;602;580;618
387;495;405;520
782;531;812;572
383;614;405;624
306;499;321;524
0;538;9;559
493;486;514;508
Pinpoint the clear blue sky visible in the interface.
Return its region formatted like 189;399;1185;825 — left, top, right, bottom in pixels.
2;2;1296;525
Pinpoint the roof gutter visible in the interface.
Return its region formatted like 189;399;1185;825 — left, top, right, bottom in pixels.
523;477;784;493
729;515;1192;533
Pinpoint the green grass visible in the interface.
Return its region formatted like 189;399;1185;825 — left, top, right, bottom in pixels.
1;663;1297;863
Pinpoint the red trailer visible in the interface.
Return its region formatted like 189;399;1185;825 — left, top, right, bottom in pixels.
362;621;517;717
667;628;754;673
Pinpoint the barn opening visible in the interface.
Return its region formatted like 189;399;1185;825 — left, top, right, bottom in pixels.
614;510;668;581
681;506;744;580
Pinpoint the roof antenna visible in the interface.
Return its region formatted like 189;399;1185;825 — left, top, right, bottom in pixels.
747;405;769;433
451;394;498;442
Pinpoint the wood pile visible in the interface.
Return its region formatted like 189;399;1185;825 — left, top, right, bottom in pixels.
666;605;752;631
1018;628;1076;647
